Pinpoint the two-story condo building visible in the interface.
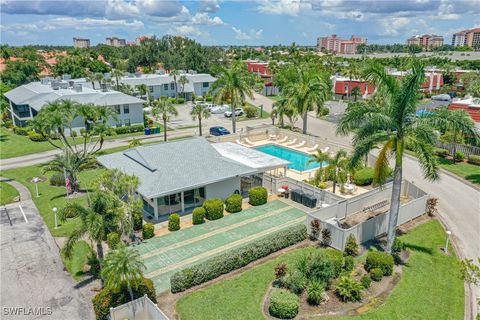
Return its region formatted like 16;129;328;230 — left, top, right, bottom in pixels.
119;71;216;101
4;78;145;128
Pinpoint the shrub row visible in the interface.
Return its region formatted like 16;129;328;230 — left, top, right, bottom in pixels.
434;148;449;157
170;224;307;293
353;168;375;186
467;155;480;165
28;131;46;141
13;126;29;136
114;124;144;135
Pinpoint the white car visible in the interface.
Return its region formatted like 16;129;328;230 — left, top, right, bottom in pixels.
210;105;229;114
224;108;244;118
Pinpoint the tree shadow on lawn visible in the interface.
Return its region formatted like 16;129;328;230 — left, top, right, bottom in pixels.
0;134;8;142
403;243;434;255
465;174;480;185
74;275;97;289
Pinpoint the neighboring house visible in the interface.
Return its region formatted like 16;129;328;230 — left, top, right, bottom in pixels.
449;98;480;128
4;78;145;128
331;75;375;100
97;138;289;220
387;69;444;93
119;71;216;101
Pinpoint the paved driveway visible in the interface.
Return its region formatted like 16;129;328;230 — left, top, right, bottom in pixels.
0;199;94;320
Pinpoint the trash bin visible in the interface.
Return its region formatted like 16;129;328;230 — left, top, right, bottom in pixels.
156;126;161;134
302;194;317;208
144;127;151;135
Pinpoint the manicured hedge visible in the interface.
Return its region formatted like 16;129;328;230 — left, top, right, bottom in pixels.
203;199;224;220
114;124;144;135
142;223;155;239
28;131;46;141
192;207;206;225
13;126;29;136
467;155;480;165
434;148;449;158
248;186;268;206
170;224;307;293
268;288;299;319
365;251;394;276
168;213;181;231
92;277;156;320
353;168;375;186
225;194;242;213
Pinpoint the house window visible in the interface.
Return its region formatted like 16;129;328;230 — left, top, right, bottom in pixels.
123;104;129;114
114;105;121;114
163;84;169;91
149;86;153;93
124;119;131;126
170;83;175;90
202;82;209;88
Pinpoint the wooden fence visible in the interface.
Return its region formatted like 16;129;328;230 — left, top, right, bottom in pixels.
436;142;480;156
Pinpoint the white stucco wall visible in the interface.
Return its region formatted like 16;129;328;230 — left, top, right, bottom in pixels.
205;177;241;200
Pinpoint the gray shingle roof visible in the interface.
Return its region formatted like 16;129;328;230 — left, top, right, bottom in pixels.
97;138;257;199
119;73;216;93
4;81;145;111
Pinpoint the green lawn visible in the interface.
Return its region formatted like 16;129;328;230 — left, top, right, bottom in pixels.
62;240;92;281
176;220;464;320
0;181;19;205
0;127;155;159
437;157;480;185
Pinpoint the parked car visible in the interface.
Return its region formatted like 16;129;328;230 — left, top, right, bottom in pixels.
209;126;231;136
210;105;229;114
224;108;244;118
431;94;451;101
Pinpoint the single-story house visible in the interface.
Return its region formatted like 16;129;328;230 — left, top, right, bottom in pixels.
331;75;375;100
97;138;289;220
119;71;216;101
4;78;145;128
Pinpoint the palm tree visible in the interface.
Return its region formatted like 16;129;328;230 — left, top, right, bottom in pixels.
267;60;279;96
178;75;189;99
210;61;254;133
86;71;95;89
190;104;211;136
284;64;331;134
344;62;360;99
308;149;349;194
428;107;478;163
93;72;105;90
170;69;180;100
337;60;440;253
42;149;97;193
136;84;148;101
61;191;129;286
351;86;362;101
101;246;146;302
151;98;178;141
272;95;294;128
111;68;124;90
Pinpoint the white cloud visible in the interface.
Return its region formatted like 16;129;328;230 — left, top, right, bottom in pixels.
232;27;263;40
198;0;220;13
378;17;410;36
191;12;224;26
256;0;306;16
170;25;208;37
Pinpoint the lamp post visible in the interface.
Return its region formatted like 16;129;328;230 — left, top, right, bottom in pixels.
32;177;40;198
444;230;451;254
53;207;58;229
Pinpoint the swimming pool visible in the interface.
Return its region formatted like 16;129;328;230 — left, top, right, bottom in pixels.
255;144;327;172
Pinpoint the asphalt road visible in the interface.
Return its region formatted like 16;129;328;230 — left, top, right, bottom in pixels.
0;180;94;320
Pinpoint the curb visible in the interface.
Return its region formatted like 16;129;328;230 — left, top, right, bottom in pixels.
435;214;477;320
403;153;480;192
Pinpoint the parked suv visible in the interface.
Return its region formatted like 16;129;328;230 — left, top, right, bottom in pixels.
209;126;231;136
224;108;244;118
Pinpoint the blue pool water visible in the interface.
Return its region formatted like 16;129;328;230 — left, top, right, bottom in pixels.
255;144;328;172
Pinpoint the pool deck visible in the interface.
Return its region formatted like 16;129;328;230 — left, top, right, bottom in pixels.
134;200;306;293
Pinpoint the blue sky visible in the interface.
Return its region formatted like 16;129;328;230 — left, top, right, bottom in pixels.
1;0;479;46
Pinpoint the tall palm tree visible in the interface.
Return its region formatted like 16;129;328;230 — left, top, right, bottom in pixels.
344;62;360;100
267;60;279;96
272;95;294;128
85;71;95;89
178;75;189;99
428;107;478;163
284;64;331;134
93;72;105;90
190;104;211;136
111;68;124;90
151;98;178;141
170;69;180;100
351;86;362;101
337;60;440;253
101;246;146;302
42;149;97;193
308;149;349;194
210;61;254;133
61;191;129;286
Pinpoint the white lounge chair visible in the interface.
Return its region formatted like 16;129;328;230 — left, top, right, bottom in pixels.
321;146;330;153
236;139;242;144
305;144;319;152
284;138;297;146
268;134;277;141
276;136;288;143
294;140;306;148
244;137;255;145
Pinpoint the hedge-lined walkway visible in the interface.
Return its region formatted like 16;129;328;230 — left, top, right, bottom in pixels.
134;200;306;293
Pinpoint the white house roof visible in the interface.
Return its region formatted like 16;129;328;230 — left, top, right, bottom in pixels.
4;81;144;111
119;73;216;93
97;138;257;199
212;142;289;171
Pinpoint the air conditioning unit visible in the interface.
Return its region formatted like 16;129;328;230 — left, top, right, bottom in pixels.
188;70;197;74
100;83;108;92
62;74;71;80
73;84;83;92
68;80;75;87
51;81;60;90
60;82;69;89
40;77;51;85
